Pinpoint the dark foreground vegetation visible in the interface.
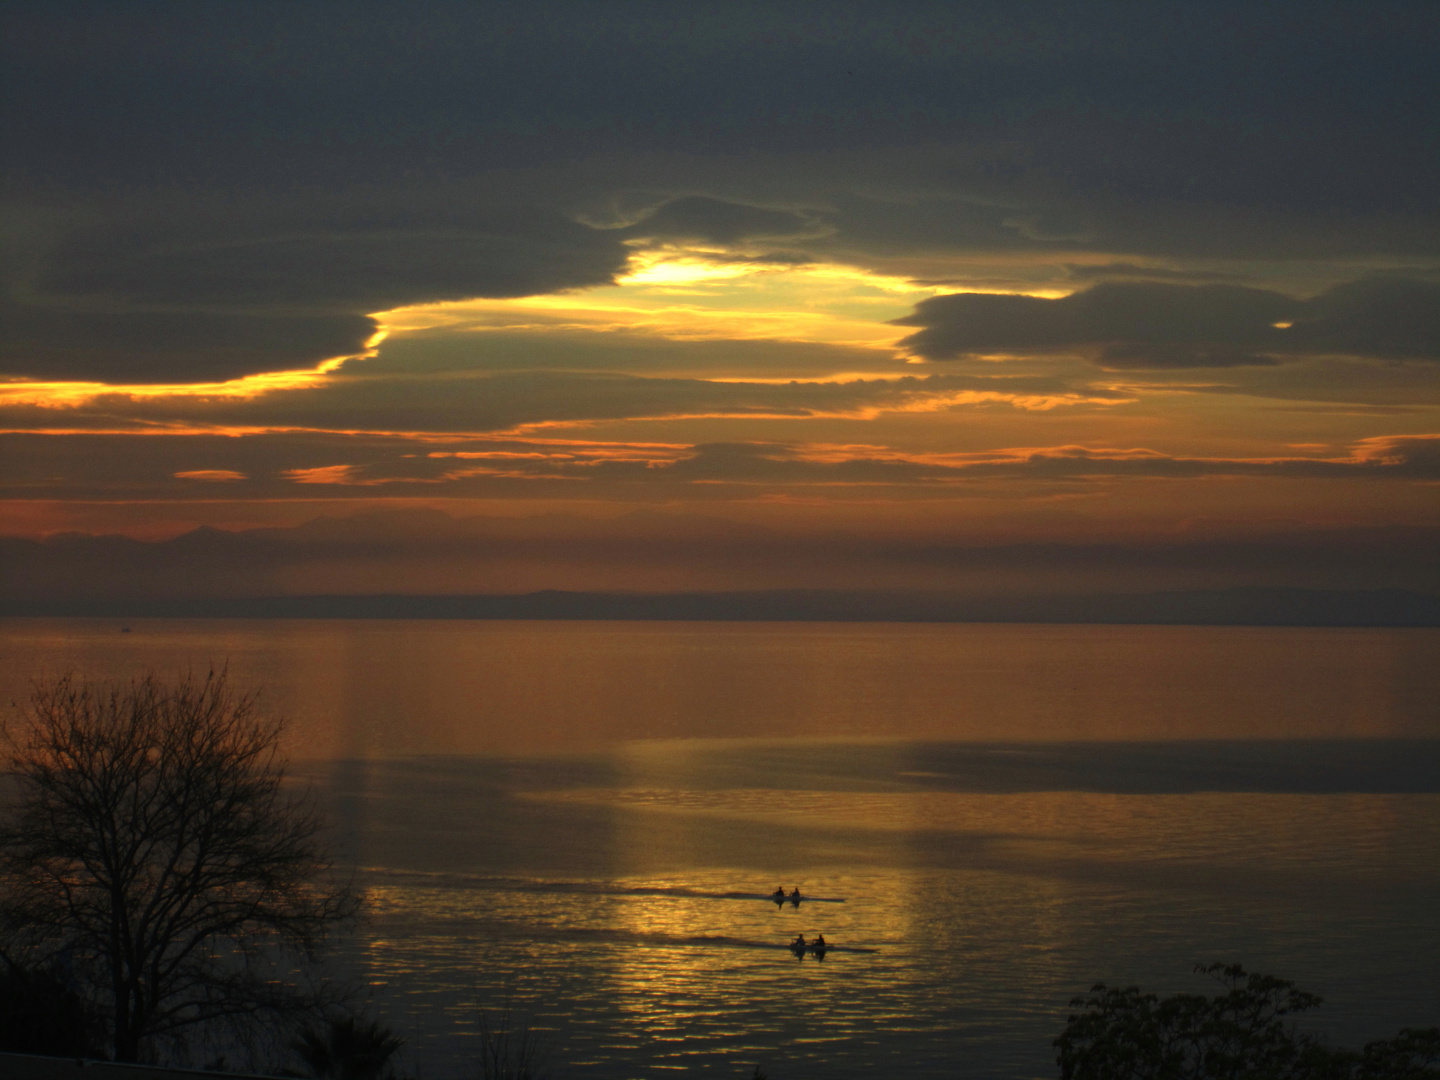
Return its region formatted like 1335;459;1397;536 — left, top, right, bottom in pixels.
0;671;356;1068
2;671;1435;1078
1056;964;1438;1080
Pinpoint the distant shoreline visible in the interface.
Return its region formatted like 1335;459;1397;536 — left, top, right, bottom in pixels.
4;587;1438;626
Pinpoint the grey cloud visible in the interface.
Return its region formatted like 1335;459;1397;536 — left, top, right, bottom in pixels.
0;306;379;383
1064;263;1246;283
1097;344;1281;370
1379;433;1440;477
616;196;828;244
8;2;1436;218
1288;276;1440;359
1126;354;1440;408
1001;212;1096;243
4;2;1439;384
4;204;630;382
43;210;625;310
700;251;817;267
807;178;1440;277
893;282;1294;362
893;277;1440;367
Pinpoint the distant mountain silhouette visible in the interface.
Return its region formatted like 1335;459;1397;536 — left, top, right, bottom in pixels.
4;587;1437;626
4;511;1436;625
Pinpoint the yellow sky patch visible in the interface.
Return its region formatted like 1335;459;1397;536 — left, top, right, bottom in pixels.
4;250;1070;411
374;250;953;351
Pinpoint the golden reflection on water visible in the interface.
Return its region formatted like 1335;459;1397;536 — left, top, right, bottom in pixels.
5;619;1438;1078
327;774;1440;1078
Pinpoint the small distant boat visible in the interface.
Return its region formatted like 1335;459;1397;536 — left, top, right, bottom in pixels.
764;887;847;906
786;938;829;959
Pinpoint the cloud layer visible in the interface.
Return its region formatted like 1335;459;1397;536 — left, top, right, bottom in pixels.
0;368;1127;435
893;277;1440;367
2;2;1437;589
4;430;1437;506
4;203;631;382
5;2;1439;381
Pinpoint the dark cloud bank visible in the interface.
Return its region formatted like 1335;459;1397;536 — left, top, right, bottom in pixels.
894;277;1440;368
3;1;1439;383
1;205;630;382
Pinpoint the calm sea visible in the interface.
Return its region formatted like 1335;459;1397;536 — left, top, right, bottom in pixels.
2;619;1438;1079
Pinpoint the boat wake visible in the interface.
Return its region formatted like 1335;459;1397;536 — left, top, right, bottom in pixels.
362;868;846;903
540;928;876;952
367;911;878;953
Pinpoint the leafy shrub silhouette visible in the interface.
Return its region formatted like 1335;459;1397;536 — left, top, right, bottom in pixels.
1056;963;1439;1080
291;1015;405;1080
475;998;550;1080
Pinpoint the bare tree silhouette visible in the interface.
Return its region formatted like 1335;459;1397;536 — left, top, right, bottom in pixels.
0;670;357;1062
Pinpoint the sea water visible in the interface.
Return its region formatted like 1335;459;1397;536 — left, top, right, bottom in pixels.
2;619;1437;1079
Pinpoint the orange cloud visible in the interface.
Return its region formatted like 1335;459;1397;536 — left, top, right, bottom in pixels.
173;469;246;482
283;465;363;485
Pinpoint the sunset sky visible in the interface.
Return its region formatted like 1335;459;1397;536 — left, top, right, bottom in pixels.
3;2;1437;603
